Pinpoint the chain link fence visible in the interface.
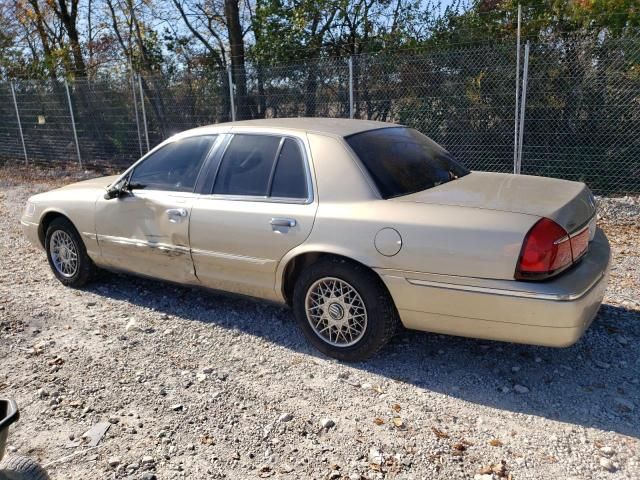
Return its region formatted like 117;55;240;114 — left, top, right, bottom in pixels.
521;35;640;194
0;83;24;163
1;34;638;195
353;44;518;174
240;58;351;120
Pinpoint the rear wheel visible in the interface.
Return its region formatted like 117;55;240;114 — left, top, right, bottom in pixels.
44;217;95;287
292;257;399;362
0;455;50;480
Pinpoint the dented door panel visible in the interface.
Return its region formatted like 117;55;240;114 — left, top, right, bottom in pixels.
95;190;197;284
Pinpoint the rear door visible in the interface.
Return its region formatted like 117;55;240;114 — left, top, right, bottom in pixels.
190;132;317;300
95;135;219;283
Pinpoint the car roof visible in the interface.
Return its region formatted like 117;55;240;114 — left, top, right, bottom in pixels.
182;117;401;138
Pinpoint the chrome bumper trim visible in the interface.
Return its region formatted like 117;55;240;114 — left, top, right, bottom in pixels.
406;272;605;302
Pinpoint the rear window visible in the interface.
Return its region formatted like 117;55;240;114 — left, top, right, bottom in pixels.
345;127;469;199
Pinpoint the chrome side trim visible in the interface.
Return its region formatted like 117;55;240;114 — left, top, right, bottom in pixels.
129;190;200;200
97;234;190;256
406;273;605;302
82;232;97;241
20;220;38;227
196;193;312;205
97;234;274;264
191;248;275;265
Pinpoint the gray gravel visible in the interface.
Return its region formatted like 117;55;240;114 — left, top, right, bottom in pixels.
1;171;639;479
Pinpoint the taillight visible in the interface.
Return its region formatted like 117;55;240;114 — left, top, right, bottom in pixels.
570;227;589;260
516;218;573;280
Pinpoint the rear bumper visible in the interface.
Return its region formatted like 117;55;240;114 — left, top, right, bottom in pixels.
377;228;611;347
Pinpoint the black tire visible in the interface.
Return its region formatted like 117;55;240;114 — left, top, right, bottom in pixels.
0;455;50;480
44;217;95;288
292;257;399;362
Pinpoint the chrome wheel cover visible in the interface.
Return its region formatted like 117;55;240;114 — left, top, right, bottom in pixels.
305;277;368;347
49;230;78;278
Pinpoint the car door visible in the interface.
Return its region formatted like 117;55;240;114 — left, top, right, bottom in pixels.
95;135;219;284
190;133;317;300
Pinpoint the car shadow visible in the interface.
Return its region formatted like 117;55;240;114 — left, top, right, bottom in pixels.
87;271;640;439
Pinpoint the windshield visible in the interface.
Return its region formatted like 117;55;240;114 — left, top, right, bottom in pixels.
345;127;470;199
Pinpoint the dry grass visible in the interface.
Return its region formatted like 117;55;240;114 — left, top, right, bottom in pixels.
0;163;119;189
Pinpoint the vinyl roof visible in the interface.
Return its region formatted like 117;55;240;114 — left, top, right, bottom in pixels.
187;117;401;137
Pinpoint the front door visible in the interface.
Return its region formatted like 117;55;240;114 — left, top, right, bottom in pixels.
95;135;218;283
189;133;317;300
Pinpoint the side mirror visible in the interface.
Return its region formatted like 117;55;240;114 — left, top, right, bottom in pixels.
104;181;130;200
104;187;121;200
104;174;133;199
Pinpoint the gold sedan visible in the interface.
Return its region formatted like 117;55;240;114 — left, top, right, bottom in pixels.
21;119;610;361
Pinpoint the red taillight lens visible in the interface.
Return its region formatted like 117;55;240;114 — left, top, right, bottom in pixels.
516;218;572;279
570;227;589;260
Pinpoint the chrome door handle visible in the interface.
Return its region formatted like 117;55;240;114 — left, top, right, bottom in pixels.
166;208;188;218
270;218;296;228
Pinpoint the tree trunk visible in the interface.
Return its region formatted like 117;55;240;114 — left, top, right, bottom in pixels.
304;62;318;116
27;0;57;79
56;0;87;77
224;0;249;119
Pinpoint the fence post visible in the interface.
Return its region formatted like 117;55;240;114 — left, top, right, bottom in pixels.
227;66;236;122
513;3;521;174
348;57;354;119
10;81;28;165
517;41;530;175
138;75;150;152
131;75;144;157
64;79;82;168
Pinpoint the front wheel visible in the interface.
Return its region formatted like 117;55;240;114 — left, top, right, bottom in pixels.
44;217;95;288
292;257;399;362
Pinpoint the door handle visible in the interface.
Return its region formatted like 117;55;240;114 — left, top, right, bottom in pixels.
166;208;188;218
270;218;296;228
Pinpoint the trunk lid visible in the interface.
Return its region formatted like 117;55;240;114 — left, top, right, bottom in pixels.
393;171;596;233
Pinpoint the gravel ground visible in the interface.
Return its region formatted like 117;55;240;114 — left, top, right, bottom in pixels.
1;169;639;480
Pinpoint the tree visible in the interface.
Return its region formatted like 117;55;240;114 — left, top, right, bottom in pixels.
50;0;86;76
224;0;249;118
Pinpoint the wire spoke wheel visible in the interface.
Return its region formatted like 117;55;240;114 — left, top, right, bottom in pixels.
49;230;78;278
305;277;368;347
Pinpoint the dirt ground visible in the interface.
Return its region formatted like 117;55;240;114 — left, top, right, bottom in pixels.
1;166;639;480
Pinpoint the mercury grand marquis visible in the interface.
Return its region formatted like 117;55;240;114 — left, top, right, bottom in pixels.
21;118;611;361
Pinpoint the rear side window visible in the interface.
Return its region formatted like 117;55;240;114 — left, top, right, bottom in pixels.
270;139;308;199
345;127;469;199
213;135;308;200
130;135;217;192
213;135;281;196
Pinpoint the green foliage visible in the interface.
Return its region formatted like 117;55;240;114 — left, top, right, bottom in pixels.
1;0;638;193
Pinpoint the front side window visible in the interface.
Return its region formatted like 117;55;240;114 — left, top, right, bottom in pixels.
129;135;217;192
345;127;469;199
